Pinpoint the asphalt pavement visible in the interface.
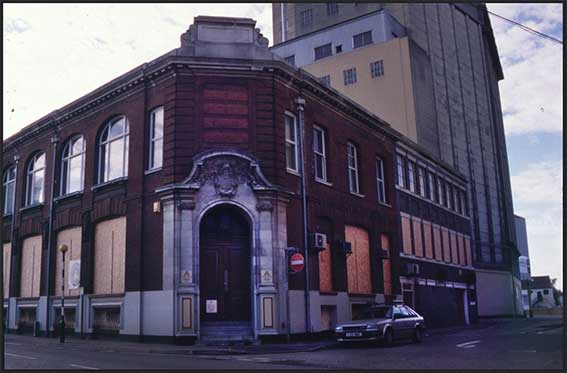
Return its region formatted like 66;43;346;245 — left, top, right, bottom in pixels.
3;316;564;370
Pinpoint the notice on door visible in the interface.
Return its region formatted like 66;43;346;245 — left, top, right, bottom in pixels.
206;299;217;313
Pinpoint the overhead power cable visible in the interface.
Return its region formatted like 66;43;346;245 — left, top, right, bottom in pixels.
487;9;563;45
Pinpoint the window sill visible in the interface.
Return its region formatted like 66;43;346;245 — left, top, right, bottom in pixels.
378;201;391;208
19;203;44;212
349;191;365;199
3;213;13;219
286;169;300;177
145;167;162;176
54;191;83;203
319;291;338;296
92;177;128;191
315;178;333;187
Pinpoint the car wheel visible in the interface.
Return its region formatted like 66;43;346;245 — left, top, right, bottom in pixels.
382;328;393;347
413;327;423;343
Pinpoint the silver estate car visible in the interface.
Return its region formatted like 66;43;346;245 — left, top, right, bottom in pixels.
334;304;425;347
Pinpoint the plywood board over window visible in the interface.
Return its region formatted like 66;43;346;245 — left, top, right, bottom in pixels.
20;236;42;298
450;230;458;265
94;217;126;295
423;221;433;259
433;224;442;261
3;243;11;299
464;236;472;266
412;218;423;257
442;228;451;263
318;242;333;293
345;225;372;294
55;227;82;297
457;234;466;266
401;215;412;255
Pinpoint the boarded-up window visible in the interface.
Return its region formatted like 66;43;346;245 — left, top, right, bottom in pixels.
442;228;451;263
55;227;82;297
457;234;466;266
20;236;42;298
318;242;333;292
345;226;372;294
94;217;126;295
412;219;423;257
450;231;458;265
401;215;412;255
423;221;433;259
381;234;392;296
433;225;442;260
464;236;472;266
3;243;11;299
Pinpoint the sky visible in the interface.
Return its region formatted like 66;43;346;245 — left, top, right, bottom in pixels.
3;4;563;289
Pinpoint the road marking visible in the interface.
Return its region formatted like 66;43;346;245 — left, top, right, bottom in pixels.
5;353;37;360
511;350;536;353
69;364;100;370
4;342;23;345
456;340;481;348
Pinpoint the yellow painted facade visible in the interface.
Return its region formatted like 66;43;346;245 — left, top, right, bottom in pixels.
301;36;418;141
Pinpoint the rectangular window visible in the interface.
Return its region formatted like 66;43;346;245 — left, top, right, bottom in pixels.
343;68;357;85
314;43;333;60
428;172;435;202
149;106;164;170
285;113;299;173
284;55;295;66
407;160;416;193
375;158;386;203
453;186;459;212
301;9;313;26
446;182;452;210
396;154;405;188
417;166;426;197
313;126;327;182
326;2;338;16
353;30;373;48
370;60;384;78
319;75;331;87
437;177;444;206
461;189;468;216
347;143;360;194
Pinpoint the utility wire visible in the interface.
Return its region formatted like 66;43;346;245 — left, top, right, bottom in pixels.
487;10;563;45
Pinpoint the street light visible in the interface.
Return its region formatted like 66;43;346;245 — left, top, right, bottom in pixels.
59;244;68;343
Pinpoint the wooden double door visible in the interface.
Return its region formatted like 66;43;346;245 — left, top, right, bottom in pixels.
200;206;251;322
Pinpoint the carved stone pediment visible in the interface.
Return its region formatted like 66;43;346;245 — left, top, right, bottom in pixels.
183;151;277;198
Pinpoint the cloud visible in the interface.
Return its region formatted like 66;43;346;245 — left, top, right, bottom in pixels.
510;159;563;289
3;17;31;34
487;4;563;135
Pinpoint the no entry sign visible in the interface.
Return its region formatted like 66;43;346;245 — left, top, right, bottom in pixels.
290;253;305;273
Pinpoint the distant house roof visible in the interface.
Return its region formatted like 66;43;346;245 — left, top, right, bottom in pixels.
531;276;553;289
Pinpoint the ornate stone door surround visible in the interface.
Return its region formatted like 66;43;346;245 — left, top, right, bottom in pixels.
156;151;290;339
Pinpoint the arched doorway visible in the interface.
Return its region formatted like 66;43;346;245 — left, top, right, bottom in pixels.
200;204;251;323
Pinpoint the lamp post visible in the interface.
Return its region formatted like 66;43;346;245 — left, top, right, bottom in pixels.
59;244;68;343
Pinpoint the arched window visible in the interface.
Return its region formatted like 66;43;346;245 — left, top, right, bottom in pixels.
98;116;129;183
61;136;85;195
148;106;164;170
3;166;16;215
26;152;46;206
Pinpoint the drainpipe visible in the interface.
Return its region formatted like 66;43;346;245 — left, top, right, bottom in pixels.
45;134;59;337
295;96;311;335
7;155;19;332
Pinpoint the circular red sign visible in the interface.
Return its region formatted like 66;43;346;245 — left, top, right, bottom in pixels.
290;253;305;273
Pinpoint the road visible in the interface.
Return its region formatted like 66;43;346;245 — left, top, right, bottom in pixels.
4;317;564;370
